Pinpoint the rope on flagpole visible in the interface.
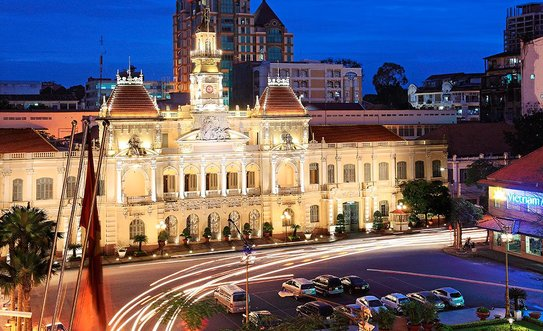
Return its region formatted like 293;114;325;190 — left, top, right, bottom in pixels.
68;119;110;331
38;120;78;331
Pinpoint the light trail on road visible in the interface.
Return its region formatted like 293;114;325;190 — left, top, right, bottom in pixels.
110;229;486;331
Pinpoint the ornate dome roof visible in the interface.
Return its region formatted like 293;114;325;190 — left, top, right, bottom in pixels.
253;77;307;117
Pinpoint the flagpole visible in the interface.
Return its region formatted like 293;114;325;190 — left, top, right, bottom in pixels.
38;120;78;331
49;120;90;329
68;120;110;331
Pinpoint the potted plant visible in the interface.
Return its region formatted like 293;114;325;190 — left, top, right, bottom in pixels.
262;222;273;238
529;311;541;319
242;223;252;240
303;227;313;240
290;224;301;241
181;227;191;245
222;226;231;241
335;213;346;236
372;307;396;331
117;247;127;258
202;227;212;243
476;306;490;320
372;211;384;232
403;301;423;331
67;243;82;262
157;230;169;255
421;302;437;330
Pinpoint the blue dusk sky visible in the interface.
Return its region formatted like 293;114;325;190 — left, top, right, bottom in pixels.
0;0;523;94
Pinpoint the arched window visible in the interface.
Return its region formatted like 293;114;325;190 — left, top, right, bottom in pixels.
208;212;220;239
396;161;407;180
66;176;77;198
129;219;145;240
267;28;283;43
12;179;23;202
327;164;335;184
249;210;261;236
415;161;425;179
267;46;282;62
187;214;199;239
432;160;442;178
309;163;319;184
229;211;241;237
227;172;238;189
379;201;389;217
378;162;389;181
165;215;178;243
36;177;53;200
343;164;356;183
310;205;319;223
364;163;372;182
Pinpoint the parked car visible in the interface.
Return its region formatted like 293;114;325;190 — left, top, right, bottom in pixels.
312;274;344;296
340;275;369;294
242;310;282;330
296;301;334;325
334;304;371;324
355;295;387;315
214;284;249;313
406;291;446;311
281;278;317;299
381;293;410;314
432;287;465;308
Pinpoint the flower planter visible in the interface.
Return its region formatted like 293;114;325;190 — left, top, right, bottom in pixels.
422;322;434;331
203;237;210;243
223;235;231;242
529;311;541;319
476;311;490;320
304;233;312;240
407;322;421;331
263;232;271;238
182;238;189;245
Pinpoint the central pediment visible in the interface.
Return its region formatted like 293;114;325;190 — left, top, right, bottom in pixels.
176;128;249;154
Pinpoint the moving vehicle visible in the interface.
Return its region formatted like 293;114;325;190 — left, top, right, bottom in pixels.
214;284;249;313
296;301;334;325
432;287;465;308
242;310;282;330
381;293;410;313
406;291;446;311
340;275;369;294
312;274;344;296
281;278;316;299
355;295;387;315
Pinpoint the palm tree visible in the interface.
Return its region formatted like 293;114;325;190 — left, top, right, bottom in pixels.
133;234;148;252
67;243;82;260
153;291;224;330
509;287;527;311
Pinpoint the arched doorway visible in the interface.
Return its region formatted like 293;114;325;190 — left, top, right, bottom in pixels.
186;214;199;240
277;162;297;190
165;215;178;243
249;210;261;236
123;168;147;198
229;211;241;238
208;212;220;239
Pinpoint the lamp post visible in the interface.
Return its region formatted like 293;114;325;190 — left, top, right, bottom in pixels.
228;219;251;324
503;225;512;318
508;317;514;330
281;211;291;242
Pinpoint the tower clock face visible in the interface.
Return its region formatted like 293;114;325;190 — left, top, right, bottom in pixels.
205;85;214;94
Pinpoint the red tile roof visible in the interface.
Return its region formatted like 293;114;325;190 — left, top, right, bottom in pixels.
310;125;405;143
480;145;543;193
106;84;159;118
417;122;515;157
0;128;57;153
256;86;307;117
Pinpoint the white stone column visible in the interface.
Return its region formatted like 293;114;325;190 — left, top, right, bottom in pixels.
271;159;277;194
356;156;363;185
321;157;327;185
390;154;396;187
221;159;227;196
299;157;305;193
25;169;34;202
116;162;123;204
200;161;206;198
336;156;342;183
150;160;157;202
179;159;185;199
2;169;12;203
56;166;65;200
241;160;247;195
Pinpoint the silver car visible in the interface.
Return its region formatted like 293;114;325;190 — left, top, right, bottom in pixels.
406;291;446;311
432;287;465;308
355;295;387;315
381;293;410;313
281;277;316;299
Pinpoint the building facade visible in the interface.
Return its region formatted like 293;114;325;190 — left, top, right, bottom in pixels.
0;81;42;95
520;36;543;115
232;61;362;107
407;73;482;121
173;0;294;102
478;146;543;263
505;3;543;53
0;24;446;251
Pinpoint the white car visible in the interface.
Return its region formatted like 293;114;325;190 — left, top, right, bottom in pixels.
381;293;410;314
355;295;387;315
432;287;465;308
281;278;316;299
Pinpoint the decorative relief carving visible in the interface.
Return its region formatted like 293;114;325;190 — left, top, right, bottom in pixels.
197;116;229;141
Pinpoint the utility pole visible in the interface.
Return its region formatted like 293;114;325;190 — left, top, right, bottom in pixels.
504;225;511;318
228;219;252;324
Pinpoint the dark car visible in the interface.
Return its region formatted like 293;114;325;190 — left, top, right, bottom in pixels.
243;310;282;330
312;274;344;296
296;301;334;324
406;291;446;311
341;275;369;294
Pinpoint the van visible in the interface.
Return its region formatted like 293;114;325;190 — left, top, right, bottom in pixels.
312;274;344;296
214;284;249;313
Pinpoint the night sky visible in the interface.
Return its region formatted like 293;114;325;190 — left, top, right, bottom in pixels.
0;0;522;94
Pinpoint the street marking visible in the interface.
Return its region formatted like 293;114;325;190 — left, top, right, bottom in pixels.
367;268;543;294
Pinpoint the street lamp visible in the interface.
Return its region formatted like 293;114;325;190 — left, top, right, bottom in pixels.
228;219;252;324
281;211;291;242
508;317;514;330
503;225;513;318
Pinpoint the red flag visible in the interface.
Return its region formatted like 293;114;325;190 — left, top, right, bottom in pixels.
73;132;107;330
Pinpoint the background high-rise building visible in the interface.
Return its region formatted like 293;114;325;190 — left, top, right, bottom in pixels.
504;3;543;53
173;0;294;104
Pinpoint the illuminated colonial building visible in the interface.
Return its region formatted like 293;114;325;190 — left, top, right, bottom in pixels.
0;21;447;250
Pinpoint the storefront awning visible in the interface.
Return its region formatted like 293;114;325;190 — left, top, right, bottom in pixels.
477;215;543;238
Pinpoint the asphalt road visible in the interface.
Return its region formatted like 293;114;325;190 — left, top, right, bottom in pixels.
31;229;543;331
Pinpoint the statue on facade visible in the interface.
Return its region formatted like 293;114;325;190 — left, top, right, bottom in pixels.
197;116;229;141
127;135;147;156
281;131;296;150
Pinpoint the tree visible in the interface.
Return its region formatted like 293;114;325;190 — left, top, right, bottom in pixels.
67;243;82;260
448;198;483;249
153;291;224;330
401;180;450;226
509;287;527;311
133;234;148;252
273;315;326;331
372;62;409;109
464;159;503;210
505;112;543;156
428;182;451;225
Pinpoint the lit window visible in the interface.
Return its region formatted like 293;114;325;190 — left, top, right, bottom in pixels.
309;163;319;184
531;74;536;80
129;219;145;240
310;205;319;223
36;177;53;200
